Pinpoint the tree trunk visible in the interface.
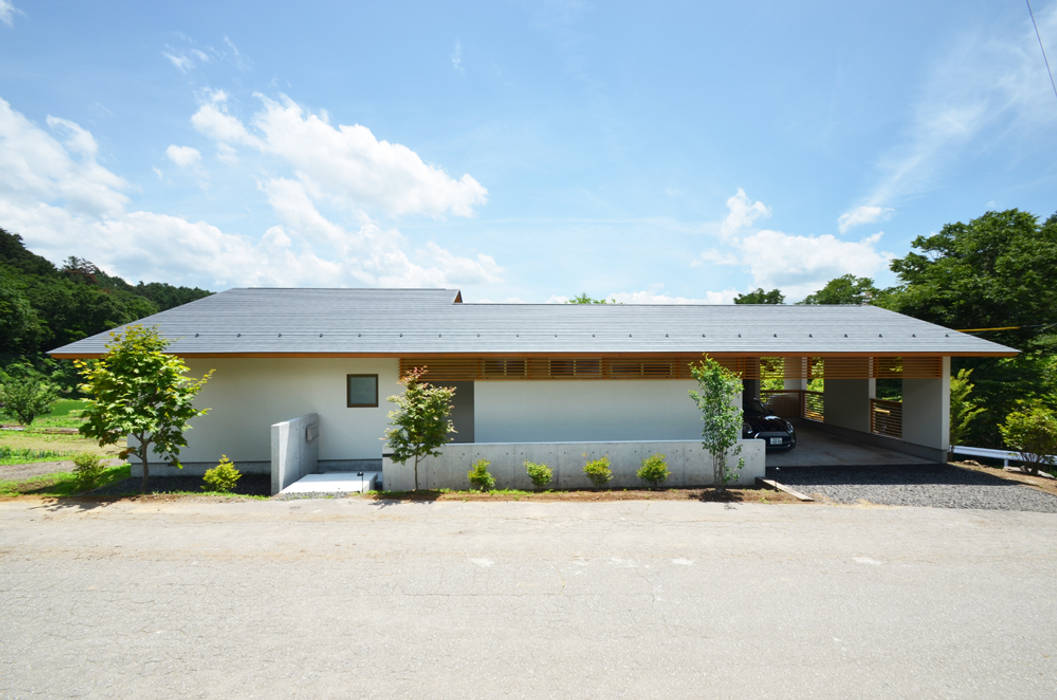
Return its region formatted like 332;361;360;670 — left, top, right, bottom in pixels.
714;453;726;492
138;437;150;493
413;455;419;491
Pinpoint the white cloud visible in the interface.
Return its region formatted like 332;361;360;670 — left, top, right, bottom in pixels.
0;97;503;291
451;40;464;72
863;4;1057;208
165;144;201;168
737;230;891;299
191;92;488;218
0;99;127;217
546;289;738;304
45;116;98;157
259;177;501;287
720;188;770;238
837;205;893;233
698;189;893;300
190;91;259;147
0;1;21;27
163;51;196;73
608;289;739;305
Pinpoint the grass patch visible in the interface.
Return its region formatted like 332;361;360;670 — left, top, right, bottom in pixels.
0;398;89;430
0;446;66;466
0;428;118;463
0;464;130;497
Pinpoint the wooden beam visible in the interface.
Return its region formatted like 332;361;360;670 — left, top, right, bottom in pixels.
757;477;815;502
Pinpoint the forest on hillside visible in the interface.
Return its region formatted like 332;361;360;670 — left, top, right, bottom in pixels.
0;228;211;386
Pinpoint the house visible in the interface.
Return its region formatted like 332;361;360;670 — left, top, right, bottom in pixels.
50;288;1017;493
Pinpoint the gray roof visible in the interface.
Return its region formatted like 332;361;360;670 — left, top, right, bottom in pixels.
49;287;1018;357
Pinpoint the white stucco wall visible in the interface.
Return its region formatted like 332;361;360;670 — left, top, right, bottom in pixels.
176;357;401;466
474;380;708;443
823;378;875;433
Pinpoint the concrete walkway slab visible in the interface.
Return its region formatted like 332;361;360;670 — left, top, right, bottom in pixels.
767;423;934;467
279;471;380;495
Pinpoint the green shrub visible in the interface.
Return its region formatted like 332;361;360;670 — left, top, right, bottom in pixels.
1000;402;1057;476
0;374;58;426
202;455;242;492
467;459;496;491
525;461;553;490
72;452;106;490
637;453;670;488
583;456;612;488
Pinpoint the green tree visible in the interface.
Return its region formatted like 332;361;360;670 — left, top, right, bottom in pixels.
76;325;213;492
0;276;45;356
883;209;1057;351
734;288;784;304
949;368;985;448
1000;402;1057;476
689;356;745;490
0;369;58;426
568;293;613;304
882;209;1057;447
384;367;455;491
799;274;879;305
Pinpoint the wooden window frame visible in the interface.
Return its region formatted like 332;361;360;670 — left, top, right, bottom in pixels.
346;374;379;407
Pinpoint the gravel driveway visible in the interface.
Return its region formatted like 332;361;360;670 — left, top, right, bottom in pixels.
767;464;1057;512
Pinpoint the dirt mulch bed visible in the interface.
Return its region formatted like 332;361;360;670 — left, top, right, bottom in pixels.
89;473;271;498
952;461;1057;498
366;487;802;504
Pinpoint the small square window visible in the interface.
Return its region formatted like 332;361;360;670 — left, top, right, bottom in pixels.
346;374;378;407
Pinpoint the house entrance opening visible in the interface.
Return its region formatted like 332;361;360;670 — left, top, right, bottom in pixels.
434;381;475;443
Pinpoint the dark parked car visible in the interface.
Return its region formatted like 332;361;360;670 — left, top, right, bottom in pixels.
742;397;797;450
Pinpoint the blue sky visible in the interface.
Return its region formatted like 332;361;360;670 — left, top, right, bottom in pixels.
1;1;1055;303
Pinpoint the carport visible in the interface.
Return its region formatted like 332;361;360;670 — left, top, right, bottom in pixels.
739;353;1002;467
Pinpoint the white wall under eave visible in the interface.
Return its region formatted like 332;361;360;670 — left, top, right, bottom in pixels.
474;380;709;443
168;357;401;467
823;378;875;433
901;356;951;452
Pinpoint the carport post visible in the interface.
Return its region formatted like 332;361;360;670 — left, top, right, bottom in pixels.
901;356;951;453
783;356;807;392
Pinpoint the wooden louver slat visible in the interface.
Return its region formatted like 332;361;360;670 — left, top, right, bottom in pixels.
400;354;945;381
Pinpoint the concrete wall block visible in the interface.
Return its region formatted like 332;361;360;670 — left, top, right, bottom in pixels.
683;442;710;486
382;455;413;491
514;443;556;490
383;438;765;492
270;413;319;494
665;443;692;488
556;447;592;490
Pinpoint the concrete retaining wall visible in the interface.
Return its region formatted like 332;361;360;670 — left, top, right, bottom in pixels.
382;439;765;491
271;413;320;495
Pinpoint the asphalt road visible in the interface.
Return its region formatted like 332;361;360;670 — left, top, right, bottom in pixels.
1;498;1055;698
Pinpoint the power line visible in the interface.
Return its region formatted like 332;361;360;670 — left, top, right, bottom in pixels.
1027;0;1057;104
